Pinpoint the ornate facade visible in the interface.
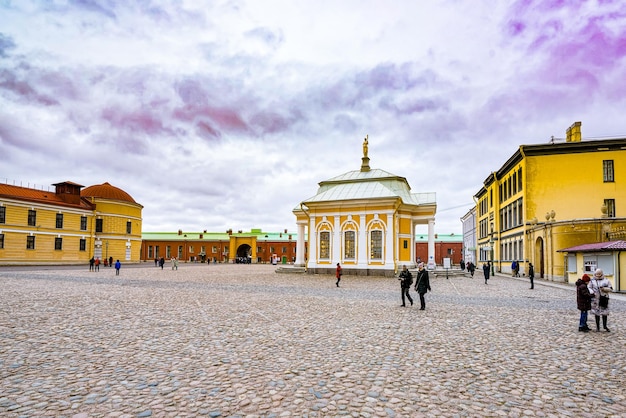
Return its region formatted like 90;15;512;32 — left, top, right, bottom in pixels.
293;138;437;276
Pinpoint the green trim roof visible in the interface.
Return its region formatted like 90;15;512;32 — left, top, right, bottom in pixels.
297;168;436;208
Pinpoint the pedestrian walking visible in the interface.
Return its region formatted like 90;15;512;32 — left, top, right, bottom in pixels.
414;262;431;310
589;268;613;332
460;259;465;271
89;257;95;271
109;256;113;268
468;261;475;277
114;259;121;276
511;260;519;277
159;257;165;269
398;265;413;307
154;257;158;267
335;263;342;287
528;262;535;289
94;257;100;271
483;262;490;284
576;274;592;332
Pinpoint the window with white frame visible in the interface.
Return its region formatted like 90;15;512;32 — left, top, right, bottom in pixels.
603;160;614;182
344;231;355;259
370;230;382;260
604;199;615;218
319;231;330;259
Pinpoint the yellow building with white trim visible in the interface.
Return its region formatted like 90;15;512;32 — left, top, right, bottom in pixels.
293;138;437;276
0;181;143;265
475;122;626;288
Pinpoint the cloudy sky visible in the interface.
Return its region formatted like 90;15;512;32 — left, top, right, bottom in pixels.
2;1;625;235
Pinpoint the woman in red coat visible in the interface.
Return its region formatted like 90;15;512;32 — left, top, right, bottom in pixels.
335;263;342;287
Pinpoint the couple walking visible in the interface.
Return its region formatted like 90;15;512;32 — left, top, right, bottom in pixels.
576;268;613;332
399;263;431;310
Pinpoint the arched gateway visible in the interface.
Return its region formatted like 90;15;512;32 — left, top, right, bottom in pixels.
293;137;437;277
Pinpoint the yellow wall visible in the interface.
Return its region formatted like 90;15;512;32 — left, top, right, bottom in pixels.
476;142;626;282
1;194;142;265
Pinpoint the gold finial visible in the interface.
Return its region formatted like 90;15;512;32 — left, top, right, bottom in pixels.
360;134;370;172
363;134;368;158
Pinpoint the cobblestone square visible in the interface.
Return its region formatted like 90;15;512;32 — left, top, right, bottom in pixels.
1;264;625;417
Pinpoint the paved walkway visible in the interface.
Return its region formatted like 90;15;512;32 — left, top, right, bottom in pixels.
0;264;624;417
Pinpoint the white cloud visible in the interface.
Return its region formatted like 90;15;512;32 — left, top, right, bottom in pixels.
1;0;626;236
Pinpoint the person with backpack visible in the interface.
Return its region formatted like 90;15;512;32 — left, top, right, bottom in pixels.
398;265;413;307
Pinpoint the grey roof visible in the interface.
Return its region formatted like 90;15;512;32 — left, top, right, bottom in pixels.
558;240;626;252
297;168;436;207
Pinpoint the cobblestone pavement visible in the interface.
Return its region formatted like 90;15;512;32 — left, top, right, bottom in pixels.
1;264;625;418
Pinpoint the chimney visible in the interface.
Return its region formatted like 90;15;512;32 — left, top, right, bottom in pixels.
566;121;582;142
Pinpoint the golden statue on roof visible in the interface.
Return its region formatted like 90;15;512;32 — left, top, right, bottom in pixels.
363;135;368;158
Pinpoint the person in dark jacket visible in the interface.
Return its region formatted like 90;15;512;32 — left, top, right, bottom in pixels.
414;263;431;310
467;261;475;277
482;262;490;284
398;265;413;307
528;263;535;289
576;274;592;332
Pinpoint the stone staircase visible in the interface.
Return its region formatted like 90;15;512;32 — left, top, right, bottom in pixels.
275;265;307;274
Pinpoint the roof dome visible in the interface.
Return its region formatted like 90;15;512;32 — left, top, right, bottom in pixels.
81;182;137;203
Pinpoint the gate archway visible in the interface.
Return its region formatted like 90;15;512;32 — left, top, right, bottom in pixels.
236;244;252;263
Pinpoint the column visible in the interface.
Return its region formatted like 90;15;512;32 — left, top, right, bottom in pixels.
309;215;317;267
427;218;435;269
358;214;367;267
411;221;416;267
385;212;394;267
295;221;306;267
333;215;341;263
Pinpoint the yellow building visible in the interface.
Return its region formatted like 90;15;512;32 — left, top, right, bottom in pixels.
475;122;626;288
293;138;437;276
0;181;142;265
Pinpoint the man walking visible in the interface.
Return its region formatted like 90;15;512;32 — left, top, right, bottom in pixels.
528;263;535;289
483;262;490;284
398;265;413;307
114;259;121;276
414;263;431;310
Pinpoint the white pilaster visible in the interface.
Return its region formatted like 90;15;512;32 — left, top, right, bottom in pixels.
309;215;317;267
358;214;367;267
333;215;341;263
428;218;436;269
386;212;394;268
295;221;306;267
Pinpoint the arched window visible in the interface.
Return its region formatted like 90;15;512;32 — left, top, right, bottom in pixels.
319;231;330;259
344;231;355;259
370;230;382;260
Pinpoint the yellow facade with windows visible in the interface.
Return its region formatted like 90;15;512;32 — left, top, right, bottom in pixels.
293;139;437;276
0;181;142;265
475;122;626;288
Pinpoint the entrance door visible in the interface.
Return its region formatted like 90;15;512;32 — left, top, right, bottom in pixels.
535;237;545;279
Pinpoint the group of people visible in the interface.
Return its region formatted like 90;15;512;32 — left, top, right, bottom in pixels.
398;263;432;310
335;262;433;310
576;268;613;332
89;256;121;274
